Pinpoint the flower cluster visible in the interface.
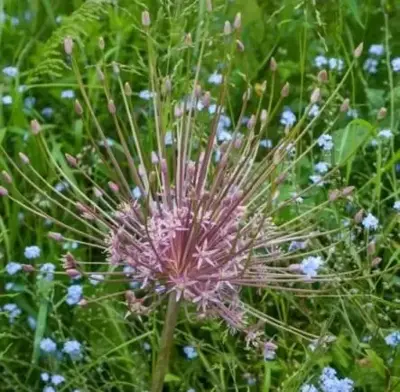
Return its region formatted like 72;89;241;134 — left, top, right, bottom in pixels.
301;367;354;392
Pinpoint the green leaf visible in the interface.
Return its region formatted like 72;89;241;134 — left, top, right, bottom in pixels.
365;88;386;110
365;349;386;378
333;119;373;166
164;373;181;382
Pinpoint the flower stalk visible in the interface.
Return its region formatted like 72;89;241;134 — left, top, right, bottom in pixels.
151;292;180;392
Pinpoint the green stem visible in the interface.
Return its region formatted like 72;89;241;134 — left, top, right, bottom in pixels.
151;292;180;392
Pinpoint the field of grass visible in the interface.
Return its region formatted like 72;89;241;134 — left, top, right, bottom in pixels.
0;0;399;391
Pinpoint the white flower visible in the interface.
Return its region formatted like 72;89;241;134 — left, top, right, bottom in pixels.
369;44;384;56
328;58;344;71
300;256;323;278
378;129;393;139
317;134;333;151
394;201;400;211
61;90;75;99
5;261;22;275
2;95;13;105
24;245;41;259
208;71;223;85
391;57;400;72
315;161;330;174
308;104;320;118
40;338;57;353
89;274;104;285
3;66;18;78
3;303;22;323
314;55;328;68
138;89;154;100
280;109;296;127
362;213;379;231
363;58;378;74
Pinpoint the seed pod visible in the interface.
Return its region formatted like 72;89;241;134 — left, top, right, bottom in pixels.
371;257;381;267
202;91;211;108
236;39;245;52
341;186;355;197
124;82;132;96
66;268;81;278
22;264;35;272
108;182;119;193
260;109;268;126
184;33;192;46
367;241;376;255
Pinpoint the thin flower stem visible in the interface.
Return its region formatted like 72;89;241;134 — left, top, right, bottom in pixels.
151;292;180;392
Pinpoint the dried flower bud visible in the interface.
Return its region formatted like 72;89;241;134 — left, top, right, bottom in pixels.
108;99;116;115
328;189;340;201
202;91;211;108
310;87;321;103
236;39;245;52
270;57;277;72
341;186;355;196
48;232;63;241
340;98;350;113
65;153;78;167
377;107;387;120
64;36;73;55
78;299;88;307
233;12;241;30
206;0;212;11
30;119;41;135
19;152;30;165
66;268;81;278
194;83;202;98
317;69;328;83
22;264;35;272
0;186;8;196
96;66;105;82
354;209;364;224
74;99;83;116
112;61;120;74
141;10;150;27
354;42;363;58
108;181;119;193
184;33;192;46
98;36;105;50
367;241;376;255
1;170;12;184
281;82;290;98
260;109;268;126
63;253;77;270
224;21;232;36
247;114;256;130
371;257;381;267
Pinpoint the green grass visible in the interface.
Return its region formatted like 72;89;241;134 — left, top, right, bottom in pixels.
0;0;400;391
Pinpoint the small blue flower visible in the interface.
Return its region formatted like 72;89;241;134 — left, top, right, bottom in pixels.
384;331;400;348
24;245;41;259
41;107;54;118
61;90;75;99
143;342;151;351
5;282;16;291
2;95;13;105
10;17;19;26
41;372;50;382
369;44;384;56
3;66;18;78
300;385;318;392
314;55;328;68
89;274;104;285
24;97;36;109
183;345;198;360
28;316;37;330
300;256;323;278
392;58;400;72
43;387;55;392
39;263;56;281
40;338;57;353
51;374;65;386
3;303;22;323
63;339;82;360
208;71;223;85
138;89;155;100
317;134;333;151
259;139;273;148
66;285;83;305
362;213;379;231
280;109;296;127
5;261;22;275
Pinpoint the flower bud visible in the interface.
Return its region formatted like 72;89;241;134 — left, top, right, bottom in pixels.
22;264;35;272
30;119;41;135
340;98;350;113
371;257;381;267
280;82;290;98
174;103;183;118
341;186;355;197
48;232;63;241
78;299;88;307
108;181;119;193
270;57;277;72
261;109;268;126
0;186;8;196
19;152;30;165
141;10;150;27
65;153;78;167
224;21;232;36
112;61;120;74
64;36;73;55
96;66;105;82
354;209;364;224
354;42;363;58
202;91;211;108
328;189;340;201
98;37;105;51
164;77;172;95
367;241;376;255
317;69;328;83
151;151;159;164
108;99;116;115
236;39;245;52
310;87;321;104
233;12;241;30
184;33;193;46
377;107;387;120
124;82;132;96
247;114;256;130
93;187;103;198
66;268;81;278
74;99;83;116
1;171;12;184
